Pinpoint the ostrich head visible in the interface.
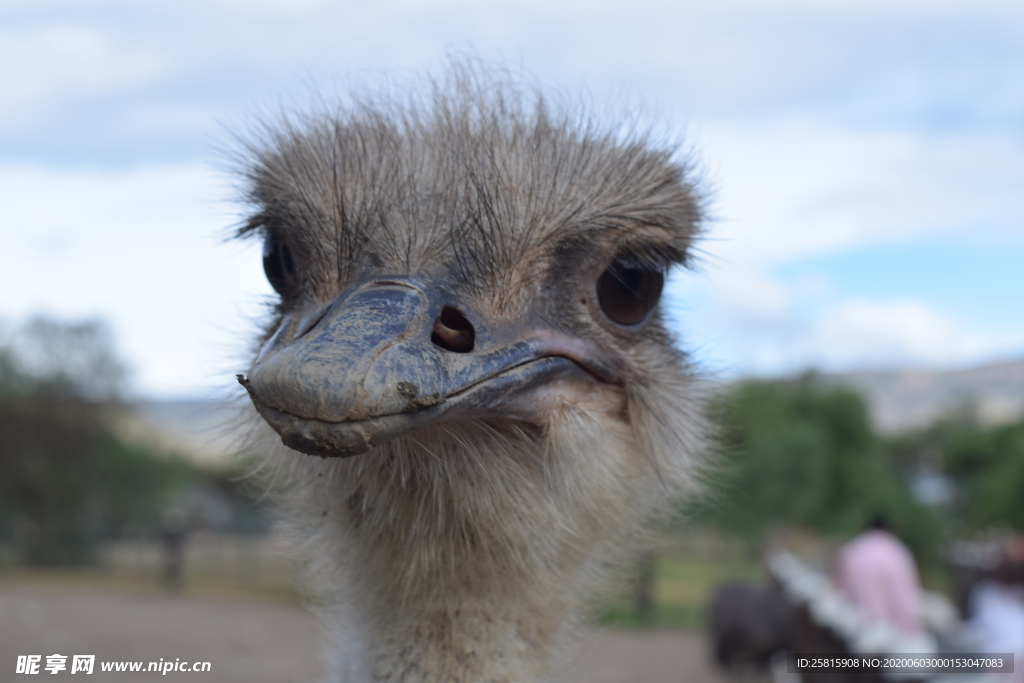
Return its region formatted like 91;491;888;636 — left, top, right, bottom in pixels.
234;65;707;682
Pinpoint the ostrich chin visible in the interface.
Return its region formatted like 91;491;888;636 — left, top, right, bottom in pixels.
233;63;707;683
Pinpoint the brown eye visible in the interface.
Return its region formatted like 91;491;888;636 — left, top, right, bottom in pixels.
263;234;295;295
597;263;664;326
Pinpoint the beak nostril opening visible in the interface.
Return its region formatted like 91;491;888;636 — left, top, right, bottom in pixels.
431;306;475;353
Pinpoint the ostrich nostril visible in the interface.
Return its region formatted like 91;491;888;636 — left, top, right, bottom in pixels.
431;306;475;353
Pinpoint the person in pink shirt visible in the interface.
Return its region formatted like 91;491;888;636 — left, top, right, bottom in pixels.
836;515;922;634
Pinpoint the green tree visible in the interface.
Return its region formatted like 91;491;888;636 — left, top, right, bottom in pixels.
697;377;941;559
891;416;1024;532
0;317;202;565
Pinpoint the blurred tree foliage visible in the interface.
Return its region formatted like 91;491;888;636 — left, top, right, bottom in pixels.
694;377;942;561
0;317;202;565
889;416;1024;532
0;317;127;400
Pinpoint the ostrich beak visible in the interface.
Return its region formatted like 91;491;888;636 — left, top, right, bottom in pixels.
238;279;620;458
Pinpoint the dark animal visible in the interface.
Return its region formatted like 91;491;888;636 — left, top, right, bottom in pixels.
710;581;794;672
233;62;709;682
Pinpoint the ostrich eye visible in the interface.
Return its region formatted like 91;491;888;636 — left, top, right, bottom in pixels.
263;234;295;295
596;263;664;326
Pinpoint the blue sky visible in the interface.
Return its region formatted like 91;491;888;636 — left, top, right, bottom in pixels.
1;0;1022;397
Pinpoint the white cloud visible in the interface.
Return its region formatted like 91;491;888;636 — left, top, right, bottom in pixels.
694;269;792;321
697;121;1024;269
669;267;1024;377
800;298;1024;370
0;26;166;125
0;162;269;397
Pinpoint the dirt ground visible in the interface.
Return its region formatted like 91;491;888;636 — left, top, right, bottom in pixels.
1;585;730;683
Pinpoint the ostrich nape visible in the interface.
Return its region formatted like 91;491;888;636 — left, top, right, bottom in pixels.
234;65;707;683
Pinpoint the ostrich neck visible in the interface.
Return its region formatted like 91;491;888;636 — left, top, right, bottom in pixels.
284;418;647;683
343;590;574;682
320;512;583;683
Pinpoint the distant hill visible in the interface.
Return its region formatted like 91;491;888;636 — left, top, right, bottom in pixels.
825;359;1024;434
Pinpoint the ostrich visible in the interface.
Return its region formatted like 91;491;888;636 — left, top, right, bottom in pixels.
234;64;707;682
